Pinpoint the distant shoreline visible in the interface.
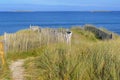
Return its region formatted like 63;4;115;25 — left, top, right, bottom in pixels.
0;11;120;12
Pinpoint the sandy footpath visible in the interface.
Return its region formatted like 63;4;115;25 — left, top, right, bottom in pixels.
9;59;25;80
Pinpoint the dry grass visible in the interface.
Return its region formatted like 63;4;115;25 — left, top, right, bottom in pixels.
24;41;120;80
24;27;120;80
0;26;120;80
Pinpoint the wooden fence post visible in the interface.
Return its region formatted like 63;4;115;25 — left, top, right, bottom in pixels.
65;31;72;45
4;32;7;54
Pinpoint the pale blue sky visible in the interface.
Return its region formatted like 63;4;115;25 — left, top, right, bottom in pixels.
0;0;120;11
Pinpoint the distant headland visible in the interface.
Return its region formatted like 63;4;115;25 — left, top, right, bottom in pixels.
90;10;112;12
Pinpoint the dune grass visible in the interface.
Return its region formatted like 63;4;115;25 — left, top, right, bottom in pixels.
0;26;120;80
0;61;11;80
23;27;120;80
24;42;120;80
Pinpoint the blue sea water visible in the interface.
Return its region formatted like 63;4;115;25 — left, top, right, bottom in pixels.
0;11;120;35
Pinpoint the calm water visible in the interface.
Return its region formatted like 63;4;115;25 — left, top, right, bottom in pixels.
0;11;120;35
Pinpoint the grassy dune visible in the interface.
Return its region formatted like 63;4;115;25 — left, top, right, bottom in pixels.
24;27;120;80
0;26;120;80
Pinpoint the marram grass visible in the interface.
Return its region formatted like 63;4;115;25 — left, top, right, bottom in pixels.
24;27;120;80
0;26;120;80
24;41;120;80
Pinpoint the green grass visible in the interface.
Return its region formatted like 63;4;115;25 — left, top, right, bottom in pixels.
0;26;120;80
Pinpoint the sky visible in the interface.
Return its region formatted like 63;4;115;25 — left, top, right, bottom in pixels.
0;0;120;11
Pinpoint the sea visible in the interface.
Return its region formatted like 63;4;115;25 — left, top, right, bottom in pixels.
0;11;120;35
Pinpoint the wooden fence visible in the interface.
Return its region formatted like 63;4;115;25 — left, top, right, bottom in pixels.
3;28;72;53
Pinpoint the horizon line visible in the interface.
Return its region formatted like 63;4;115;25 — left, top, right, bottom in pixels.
0;10;120;12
